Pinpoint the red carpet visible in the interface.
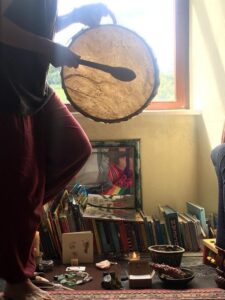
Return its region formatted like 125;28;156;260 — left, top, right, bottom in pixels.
50;288;225;299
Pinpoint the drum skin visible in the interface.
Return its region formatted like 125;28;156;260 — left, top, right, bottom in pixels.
61;25;160;123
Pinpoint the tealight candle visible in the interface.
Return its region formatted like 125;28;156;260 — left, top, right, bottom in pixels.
129;251;140;261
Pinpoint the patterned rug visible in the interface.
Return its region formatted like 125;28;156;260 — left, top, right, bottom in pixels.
50;288;225;299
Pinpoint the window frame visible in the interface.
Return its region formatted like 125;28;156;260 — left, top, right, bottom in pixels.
149;0;189;110
65;0;189;112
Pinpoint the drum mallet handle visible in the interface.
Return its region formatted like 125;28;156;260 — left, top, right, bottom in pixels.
78;58;136;82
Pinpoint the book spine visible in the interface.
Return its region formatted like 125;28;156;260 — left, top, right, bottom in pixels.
103;221;114;252
186;202;208;236
96;220;111;253
167;216;180;245
142;218;151;247
178;213;194;251
59;215;70;233
147;219;156;246
132;222;142;252
183;221;192;251
160;222;169;245
140;222;148;251
109;221;121;253
138;210;152;248
124;222;135;252
178;220;186;249
51;210;62;240
130;222;139;251
47;214;62;258
39;222;58;259
163;208;182;246
83;218;97;253
71;204;84;231
91;219;102;255
117;221;130;253
154;218;164;245
66;205;77;232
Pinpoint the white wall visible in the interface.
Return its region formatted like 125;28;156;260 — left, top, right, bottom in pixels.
190;0;225;212
75;111;200;216
190;0;225;146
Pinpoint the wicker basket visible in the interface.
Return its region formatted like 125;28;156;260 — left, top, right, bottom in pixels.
148;245;185;267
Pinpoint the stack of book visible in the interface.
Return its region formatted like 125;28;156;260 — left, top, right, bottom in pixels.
39;187;214;258
39;185;87;259
76;202;208;255
82;205;149;255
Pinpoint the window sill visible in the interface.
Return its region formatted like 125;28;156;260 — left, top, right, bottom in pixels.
142;109;201;116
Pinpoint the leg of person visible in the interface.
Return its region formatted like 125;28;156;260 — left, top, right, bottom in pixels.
0;114;55;299
36;93;92;203
0;94;91;300
211;143;225;249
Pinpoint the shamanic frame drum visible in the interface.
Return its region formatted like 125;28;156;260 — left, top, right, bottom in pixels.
61;25;160;123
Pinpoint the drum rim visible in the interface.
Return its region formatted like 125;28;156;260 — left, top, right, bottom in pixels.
61;24;160;123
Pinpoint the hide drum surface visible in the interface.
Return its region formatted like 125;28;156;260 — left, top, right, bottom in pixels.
61;25;159;123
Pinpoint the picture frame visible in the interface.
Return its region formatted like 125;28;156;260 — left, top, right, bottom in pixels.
62;231;93;264
71;139;142;210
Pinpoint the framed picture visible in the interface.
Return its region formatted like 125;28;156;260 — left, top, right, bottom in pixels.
70;139;142;209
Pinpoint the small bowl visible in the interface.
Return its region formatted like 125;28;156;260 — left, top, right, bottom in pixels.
158;267;195;287
148;245;185;267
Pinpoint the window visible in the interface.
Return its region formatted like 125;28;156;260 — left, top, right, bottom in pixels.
150;0;189;110
47;0;189;110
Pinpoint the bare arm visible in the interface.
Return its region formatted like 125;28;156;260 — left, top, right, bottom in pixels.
0;16;79;67
0;17;53;56
55;3;115;32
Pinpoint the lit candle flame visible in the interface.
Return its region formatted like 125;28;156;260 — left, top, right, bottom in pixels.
129;251;140;261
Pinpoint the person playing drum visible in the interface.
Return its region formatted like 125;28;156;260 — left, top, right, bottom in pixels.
0;1;114;299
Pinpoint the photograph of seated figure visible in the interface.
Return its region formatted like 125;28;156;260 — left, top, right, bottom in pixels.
102;147;134;195
75;146;135;196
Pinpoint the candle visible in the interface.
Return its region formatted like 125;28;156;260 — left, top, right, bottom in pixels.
33;231;40;257
129;251;140;261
